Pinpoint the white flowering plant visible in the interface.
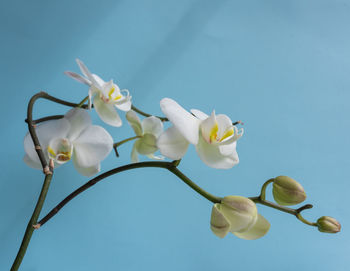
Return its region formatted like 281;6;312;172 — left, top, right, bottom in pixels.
11;59;341;271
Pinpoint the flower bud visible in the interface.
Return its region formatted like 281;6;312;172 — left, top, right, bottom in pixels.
210;204;231;238
210;196;271;240
220;196;257;232
272;176;306;206
317;216;341;233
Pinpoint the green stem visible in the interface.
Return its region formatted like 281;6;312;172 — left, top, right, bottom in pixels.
259;178;274;201
167;166;221;203
296;213;317;226
250;197;317;227
26;115;64;125
250;197;297;215
114;136;141;148
11;174;53;271
12;91;88;270
77;96;89;108
36;161;220;227
131;105;168;122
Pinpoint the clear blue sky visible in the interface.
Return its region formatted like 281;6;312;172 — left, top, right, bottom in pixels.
1;0;349;270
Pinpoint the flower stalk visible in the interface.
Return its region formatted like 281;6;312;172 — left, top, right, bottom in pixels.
11;92;94;271
12;88;339;270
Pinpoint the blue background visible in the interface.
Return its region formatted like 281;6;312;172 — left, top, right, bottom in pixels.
1;0;349;270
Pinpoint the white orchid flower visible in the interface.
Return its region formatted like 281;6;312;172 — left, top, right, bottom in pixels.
65;59;132;127
210;196;270;240
126;110;164;163
157;98;243;169
24;108;113;176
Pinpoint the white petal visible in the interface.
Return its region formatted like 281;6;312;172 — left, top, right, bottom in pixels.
73;154;100;177
136;134;158;155
24;119;70;163
233;214;270;240
142;116;163;137
93;95;122;127
210;204;231;238
219;141;237;156
146;153;164;160
190;109;209;120
64;108;92;141
200;111;217;143
160;98;200;145
23;154;42;169
219;127;244;146
131;142;139;163
196;134;239;169
100;80;116;98
115;98;132;111
73;125;113;168
126;110;142;136
115;89;132;111
216;114;233;139
157;126;190;160
76;59;99;87
91;74;105;88
64;71;91;86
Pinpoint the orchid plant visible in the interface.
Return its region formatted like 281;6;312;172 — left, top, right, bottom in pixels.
10;59;341;271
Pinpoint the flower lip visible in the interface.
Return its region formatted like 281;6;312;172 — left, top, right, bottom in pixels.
199;111;241;145
99;81;123;104
47;138;73;164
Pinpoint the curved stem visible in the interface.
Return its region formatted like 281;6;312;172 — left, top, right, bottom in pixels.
36;161;221;228
259;178;274;201
167;166;221;203
113;136;141;157
34;91;89;109
11;174;53;271
12;91;89;270
77;96;89;108
114;136;141;148
296;213;317;226
26;92;51;170
131;105;168;122
25;115;64;125
250;197;297;215
250;197;317;227
11;92;60;271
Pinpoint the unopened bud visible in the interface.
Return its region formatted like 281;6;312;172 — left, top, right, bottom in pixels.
317;216;341;233
220;196;257;232
210;204;231;238
272;176;306;206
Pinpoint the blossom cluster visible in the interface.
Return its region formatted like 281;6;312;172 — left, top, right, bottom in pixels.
22;59;276;241
25;59;244;174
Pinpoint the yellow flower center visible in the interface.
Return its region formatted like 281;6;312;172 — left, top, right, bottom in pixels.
47;138;73;163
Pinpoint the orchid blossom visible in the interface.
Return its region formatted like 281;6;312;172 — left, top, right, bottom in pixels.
126;110;164;162
210;196;270;240
157;98;243;169
24;108;113;176
65;59;132;127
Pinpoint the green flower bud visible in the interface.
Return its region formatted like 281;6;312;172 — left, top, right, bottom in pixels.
210;196;271;240
317;216;341;233
272;176;306;206
220;196;257;232
210;203;231;238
